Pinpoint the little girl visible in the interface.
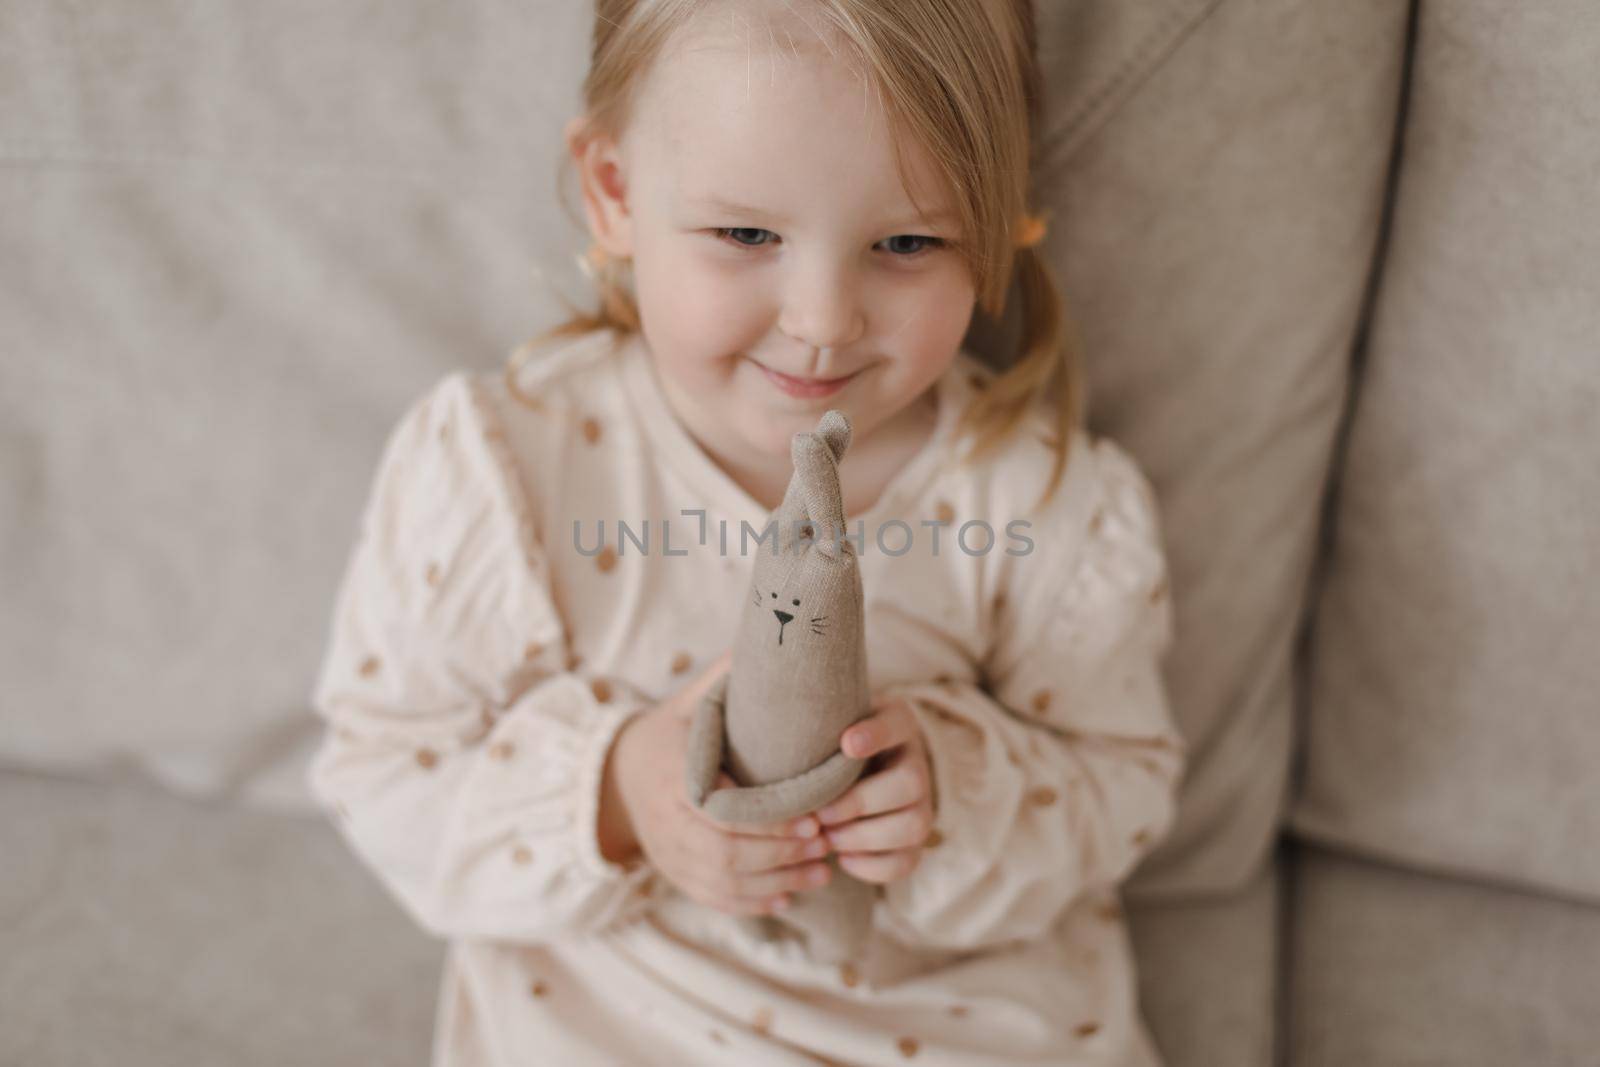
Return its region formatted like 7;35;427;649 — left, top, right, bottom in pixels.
308;1;1187;1064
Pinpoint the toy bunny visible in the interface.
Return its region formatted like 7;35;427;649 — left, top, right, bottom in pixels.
684;409;877;964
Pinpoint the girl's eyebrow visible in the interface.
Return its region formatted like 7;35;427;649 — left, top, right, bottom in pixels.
690;194;960;231
693;194;793;225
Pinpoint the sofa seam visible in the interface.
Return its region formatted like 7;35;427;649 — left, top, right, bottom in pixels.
1278;2;1424;1064
1036;0;1225;183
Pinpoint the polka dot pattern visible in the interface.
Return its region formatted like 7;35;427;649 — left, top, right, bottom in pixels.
670;651;692;675
460;378;550;586
358;655;381;678
415;748;438;769
596;545;617;573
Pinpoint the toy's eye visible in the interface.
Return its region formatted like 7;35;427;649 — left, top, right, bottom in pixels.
770;592;777;598
792;599;800;606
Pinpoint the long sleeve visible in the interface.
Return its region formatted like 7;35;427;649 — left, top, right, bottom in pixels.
875;438;1188;952
306;371;658;945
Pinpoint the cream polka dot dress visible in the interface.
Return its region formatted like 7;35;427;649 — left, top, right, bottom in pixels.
308;329;1186;1066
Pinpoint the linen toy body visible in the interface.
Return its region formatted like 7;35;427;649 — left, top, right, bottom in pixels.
685;409;876;963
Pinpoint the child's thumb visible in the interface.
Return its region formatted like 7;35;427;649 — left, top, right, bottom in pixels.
676;648;733;710
698;648;734;686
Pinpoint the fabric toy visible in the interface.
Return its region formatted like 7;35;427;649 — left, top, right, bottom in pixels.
685;409;877;964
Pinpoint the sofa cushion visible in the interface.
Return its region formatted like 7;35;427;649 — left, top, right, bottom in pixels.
0;0;598;813
1287;843;1600;1066
0;769;442;1066
1291;0;1600;903
1028;0;1411;898
1128;854;1282;1067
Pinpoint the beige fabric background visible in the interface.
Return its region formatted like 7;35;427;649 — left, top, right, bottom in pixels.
1290;0;1600;906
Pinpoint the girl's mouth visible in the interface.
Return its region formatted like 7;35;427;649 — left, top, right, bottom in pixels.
754;361;861;399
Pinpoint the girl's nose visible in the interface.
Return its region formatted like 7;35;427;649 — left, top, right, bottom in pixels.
777;265;866;350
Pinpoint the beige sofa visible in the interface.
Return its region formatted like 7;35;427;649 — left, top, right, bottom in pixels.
4;2;1596;1064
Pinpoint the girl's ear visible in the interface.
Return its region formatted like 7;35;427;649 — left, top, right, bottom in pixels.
565;116;635;259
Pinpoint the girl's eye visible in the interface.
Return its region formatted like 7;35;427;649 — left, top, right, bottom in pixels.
707;230;940;259
880;234;944;257
715;227;777;248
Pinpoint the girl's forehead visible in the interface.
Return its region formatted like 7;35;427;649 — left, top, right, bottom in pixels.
618;4;957;227
651;3;866;105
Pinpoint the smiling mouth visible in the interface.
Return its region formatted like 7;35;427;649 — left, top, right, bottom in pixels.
752;360;863;398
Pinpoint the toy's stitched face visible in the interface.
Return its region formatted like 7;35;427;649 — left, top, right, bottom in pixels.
751;584;831;647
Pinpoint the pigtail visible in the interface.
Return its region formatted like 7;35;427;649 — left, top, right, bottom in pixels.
956;243;1081;515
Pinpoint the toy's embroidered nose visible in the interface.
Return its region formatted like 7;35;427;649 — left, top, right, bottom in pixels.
774;608;793;644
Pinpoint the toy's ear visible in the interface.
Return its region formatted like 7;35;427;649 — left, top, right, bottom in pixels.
791;412;852;558
816;409;851;464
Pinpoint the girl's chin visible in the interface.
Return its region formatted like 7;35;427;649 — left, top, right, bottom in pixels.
737;422;802;460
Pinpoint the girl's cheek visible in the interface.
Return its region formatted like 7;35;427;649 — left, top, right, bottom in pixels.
924;260;979;326
639;246;770;361
876;262;977;364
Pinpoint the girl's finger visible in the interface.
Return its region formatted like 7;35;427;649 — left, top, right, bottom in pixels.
815;753;924;826
836;847;922;885
841;698;917;759
692;772;821;839
723;829;833;875
716;857;832;902
697;888;794;917
823;802;933;853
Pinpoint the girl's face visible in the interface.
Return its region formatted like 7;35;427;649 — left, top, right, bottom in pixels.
571;6;978;469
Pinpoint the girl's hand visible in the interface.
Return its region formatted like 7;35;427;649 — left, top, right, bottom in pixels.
611;650;838;917
814;695;937;884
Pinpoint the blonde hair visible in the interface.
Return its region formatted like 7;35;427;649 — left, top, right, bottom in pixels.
518;0;1082;511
